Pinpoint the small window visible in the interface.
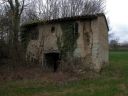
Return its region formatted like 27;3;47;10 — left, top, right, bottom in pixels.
51;26;55;33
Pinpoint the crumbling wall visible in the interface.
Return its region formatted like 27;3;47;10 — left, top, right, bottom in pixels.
91;19;101;72
26;40;40;62
59;21;95;73
25;26;40;63
82;20;93;70
39;24;62;70
97;16;109;68
39;24;59;52
73;20;93;72
91;16;109;72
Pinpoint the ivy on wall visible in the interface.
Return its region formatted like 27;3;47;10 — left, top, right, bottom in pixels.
58;22;79;58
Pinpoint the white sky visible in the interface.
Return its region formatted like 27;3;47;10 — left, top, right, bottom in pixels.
106;0;128;43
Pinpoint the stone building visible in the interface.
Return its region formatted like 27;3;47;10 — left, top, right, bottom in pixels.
21;13;109;72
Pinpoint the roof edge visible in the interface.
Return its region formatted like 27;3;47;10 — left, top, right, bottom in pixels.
97;13;109;31
21;13;109;29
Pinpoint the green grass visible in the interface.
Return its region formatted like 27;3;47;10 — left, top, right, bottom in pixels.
0;51;128;96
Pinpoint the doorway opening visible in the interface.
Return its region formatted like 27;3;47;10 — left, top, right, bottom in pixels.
44;52;60;72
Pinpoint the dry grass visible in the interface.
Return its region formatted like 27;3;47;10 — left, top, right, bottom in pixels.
0;51;128;96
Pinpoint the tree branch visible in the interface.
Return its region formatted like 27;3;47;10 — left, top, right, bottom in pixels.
7;0;14;11
20;0;25;16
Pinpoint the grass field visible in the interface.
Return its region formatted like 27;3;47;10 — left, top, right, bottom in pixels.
0;51;128;96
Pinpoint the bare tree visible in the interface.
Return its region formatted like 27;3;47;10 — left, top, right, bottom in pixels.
0;0;26;45
82;0;105;15
36;0;60;20
21;0;39;24
0;5;12;42
110;39;119;50
0;0;27;66
59;0;70;18
35;0;105;20
109;33;120;50
68;0;83;16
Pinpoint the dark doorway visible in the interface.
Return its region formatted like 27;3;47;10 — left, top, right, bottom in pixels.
44;53;60;72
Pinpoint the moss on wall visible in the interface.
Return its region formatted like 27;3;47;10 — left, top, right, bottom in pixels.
58;22;79;58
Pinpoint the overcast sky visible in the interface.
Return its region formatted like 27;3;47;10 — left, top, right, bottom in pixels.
106;0;128;43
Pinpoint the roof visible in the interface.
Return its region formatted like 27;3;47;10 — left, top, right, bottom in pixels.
21;13;109;30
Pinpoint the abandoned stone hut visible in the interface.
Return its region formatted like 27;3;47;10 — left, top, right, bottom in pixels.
21;13;109;72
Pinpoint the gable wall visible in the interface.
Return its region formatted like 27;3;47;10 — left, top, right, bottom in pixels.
97;16;109;68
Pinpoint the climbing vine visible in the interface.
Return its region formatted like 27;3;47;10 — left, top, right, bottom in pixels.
58;22;79;58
